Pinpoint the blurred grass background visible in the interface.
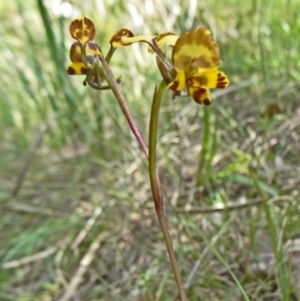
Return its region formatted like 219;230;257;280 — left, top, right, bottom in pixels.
1;0;300;300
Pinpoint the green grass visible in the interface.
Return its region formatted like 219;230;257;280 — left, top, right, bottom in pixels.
1;0;300;300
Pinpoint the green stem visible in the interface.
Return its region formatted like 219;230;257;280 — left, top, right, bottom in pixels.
149;80;187;301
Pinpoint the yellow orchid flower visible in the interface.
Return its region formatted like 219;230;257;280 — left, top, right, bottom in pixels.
66;17;122;89
168;27;229;105
110;27;229;105
66;17;103;80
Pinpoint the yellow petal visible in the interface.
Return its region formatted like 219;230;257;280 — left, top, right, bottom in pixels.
69;17;95;45
172;27;221;75
185;81;211;105
188;69;229;89
168;70;186;91
148;32;179;53
66;63;88;75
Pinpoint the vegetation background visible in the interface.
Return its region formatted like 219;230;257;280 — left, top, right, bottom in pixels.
1;0;300;300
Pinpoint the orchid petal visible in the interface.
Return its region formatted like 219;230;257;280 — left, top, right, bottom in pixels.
172;27;221;75
69;17;95;45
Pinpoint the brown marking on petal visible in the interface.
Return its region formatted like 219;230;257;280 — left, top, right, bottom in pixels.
169;81;179;91
67;67;76;75
186;81;211;105
70;19;83;40
214;71;229;89
110;29;134;48
69;17;95;45
81;67;88;74
192;90;203;105
203;98;211;105
216;83;227;88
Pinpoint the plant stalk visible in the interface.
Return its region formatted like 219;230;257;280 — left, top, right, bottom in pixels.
149;80;187;301
99;56;149;158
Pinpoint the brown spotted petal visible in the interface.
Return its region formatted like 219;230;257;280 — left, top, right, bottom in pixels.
66;63;88;75
109;29;135;48
186;77;211;105
186;69;229;89
69;17;95;45
172;27;221;75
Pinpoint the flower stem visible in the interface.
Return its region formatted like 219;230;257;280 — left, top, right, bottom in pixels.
149;80;187;301
99;56;148;158
99;57;186;301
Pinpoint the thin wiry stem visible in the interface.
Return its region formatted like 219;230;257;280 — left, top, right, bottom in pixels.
99;56;148;157
149;80;187;301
